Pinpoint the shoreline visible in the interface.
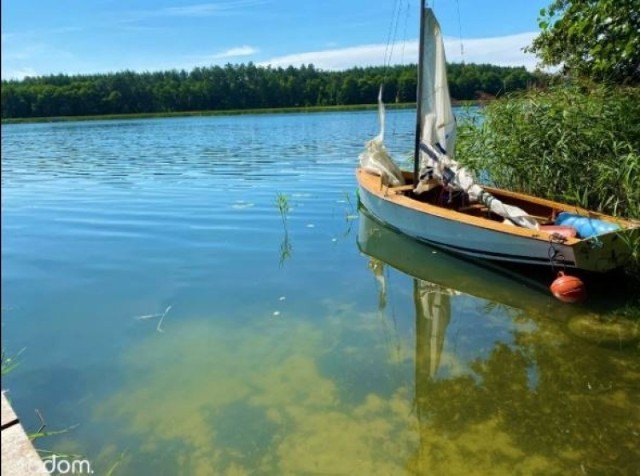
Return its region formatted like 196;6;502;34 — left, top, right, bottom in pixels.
1;100;483;125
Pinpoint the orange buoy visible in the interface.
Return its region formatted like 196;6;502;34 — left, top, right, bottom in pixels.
550;272;587;303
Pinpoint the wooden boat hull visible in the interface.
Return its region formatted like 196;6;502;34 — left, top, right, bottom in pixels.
357;208;562;311
356;168;638;273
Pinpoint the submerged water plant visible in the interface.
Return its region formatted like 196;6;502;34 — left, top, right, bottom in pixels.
1;348;25;376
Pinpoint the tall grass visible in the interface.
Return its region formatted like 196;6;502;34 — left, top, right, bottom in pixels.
456;82;640;274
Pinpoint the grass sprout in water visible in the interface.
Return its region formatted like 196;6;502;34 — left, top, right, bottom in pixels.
340;191;359;237
1;348;25;376
276;193;292;266
2;348;80;464
279;234;292;267
275;193;290;228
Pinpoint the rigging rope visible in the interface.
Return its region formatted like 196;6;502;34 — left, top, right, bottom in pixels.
398;1;411;68
381;0;411;109
383;0;404;71
455;0;465;63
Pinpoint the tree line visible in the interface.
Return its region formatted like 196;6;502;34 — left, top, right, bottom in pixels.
1;63;542;119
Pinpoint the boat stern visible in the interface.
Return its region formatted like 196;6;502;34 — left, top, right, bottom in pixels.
572;226;640;272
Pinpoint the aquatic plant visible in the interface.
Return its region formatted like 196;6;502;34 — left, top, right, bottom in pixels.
275;193;290;228
1;348;24;376
343;190;361;222
1;346;83;470
275;193;292;266
279;233;292;267
456;82;640;276
104;450;128;476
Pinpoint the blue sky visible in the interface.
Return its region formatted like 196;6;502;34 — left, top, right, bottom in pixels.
1;0;551;80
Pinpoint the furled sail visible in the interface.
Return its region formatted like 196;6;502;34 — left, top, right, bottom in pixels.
415;8;539;230
418;8;456;162
359;87;405;187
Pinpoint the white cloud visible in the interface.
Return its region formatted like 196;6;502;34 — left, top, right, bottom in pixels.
209;45;258;60
157;1;266;17
445;32;539;68
0;32;543;81
259;32;540;71
2;67;38;80
1;37;78;79
258;44;397;71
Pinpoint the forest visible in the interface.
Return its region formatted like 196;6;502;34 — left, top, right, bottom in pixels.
1;62;541;119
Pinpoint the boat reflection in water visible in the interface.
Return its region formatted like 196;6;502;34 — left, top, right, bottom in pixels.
358;205;569;385
356;208;639;474
357;204;565;396
357;205;567;321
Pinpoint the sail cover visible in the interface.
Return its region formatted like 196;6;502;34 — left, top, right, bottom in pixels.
415;8;539;230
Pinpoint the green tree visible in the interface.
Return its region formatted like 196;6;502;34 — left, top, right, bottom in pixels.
527;0;640;84
1;63;541;119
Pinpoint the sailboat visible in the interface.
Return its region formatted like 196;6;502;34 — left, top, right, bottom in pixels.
356;3;639;273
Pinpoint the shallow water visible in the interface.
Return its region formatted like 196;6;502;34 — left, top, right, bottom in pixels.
2;111;638;475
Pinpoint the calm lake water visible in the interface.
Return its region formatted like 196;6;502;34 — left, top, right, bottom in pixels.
2;110;639;475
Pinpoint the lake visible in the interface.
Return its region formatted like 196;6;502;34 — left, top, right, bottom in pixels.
1;110;638;475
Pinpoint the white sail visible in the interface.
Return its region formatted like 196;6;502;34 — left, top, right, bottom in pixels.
358;87;406;187
415;8;538;230
418;8;456;160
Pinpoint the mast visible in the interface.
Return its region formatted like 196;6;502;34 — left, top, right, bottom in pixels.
413;0;427;185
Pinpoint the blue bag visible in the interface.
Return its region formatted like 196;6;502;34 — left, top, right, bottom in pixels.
555;212;620;238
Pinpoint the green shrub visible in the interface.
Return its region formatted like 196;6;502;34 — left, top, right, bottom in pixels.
456;82;640;273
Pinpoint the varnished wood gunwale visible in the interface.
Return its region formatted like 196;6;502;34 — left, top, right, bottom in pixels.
357;168;582;244
394;169;637;228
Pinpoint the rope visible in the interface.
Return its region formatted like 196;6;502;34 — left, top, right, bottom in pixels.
455;0;465;63
383;0;404;71
398;1;411;68
548;235;568;273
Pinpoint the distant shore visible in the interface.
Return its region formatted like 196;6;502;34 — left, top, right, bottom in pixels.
1;100;483;125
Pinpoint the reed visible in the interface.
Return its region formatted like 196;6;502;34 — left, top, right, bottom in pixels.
275;193;292;266
456;82;640;275
275;193;290;228
1;347;81;467
1;348;25;376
